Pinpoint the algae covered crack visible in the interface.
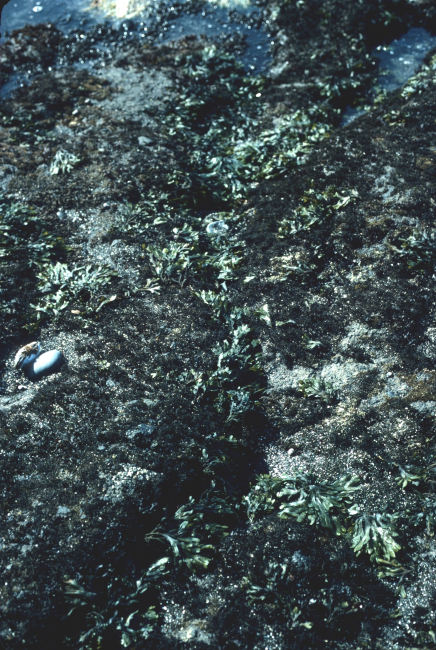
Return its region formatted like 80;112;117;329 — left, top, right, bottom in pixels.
191;321;264;422
160;45;335;215
393;229;436;271
0;193;68;267
350;512;401;564
30;262;118;325
144;486;237;572
244;473;359;529
242;471;403;568
64;574;158;649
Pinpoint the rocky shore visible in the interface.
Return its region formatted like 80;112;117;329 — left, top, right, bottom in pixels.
2;1;436;648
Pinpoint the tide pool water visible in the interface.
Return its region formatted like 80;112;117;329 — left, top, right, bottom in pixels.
342;26;436;125
94;0;253;19
3;0;436;121
1;0;92;36
1;0;271;73
376;27;436;93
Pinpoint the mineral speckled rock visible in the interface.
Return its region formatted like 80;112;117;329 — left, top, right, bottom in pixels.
24;349;65;381
0;389;36;413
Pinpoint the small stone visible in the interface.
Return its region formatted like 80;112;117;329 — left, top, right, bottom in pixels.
138;136;153;146
206;220;229;236
56;506;70;517
126;421;156;440
24;350;65;382
143;398;158;407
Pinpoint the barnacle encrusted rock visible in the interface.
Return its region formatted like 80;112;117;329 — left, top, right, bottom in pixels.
14;342;40;370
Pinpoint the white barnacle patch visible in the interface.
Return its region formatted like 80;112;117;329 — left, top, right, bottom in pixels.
418;327;436;361
14;342;41;370
410;401;436;416
56;506;71;517
267;356;372;404
339;322;400;367
100;465;160;504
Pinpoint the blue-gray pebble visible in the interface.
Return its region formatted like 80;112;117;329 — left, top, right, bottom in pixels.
25;350;64;381
126;422;156;440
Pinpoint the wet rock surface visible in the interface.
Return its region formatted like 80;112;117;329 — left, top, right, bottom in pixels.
2;0;436;648
24;349;65;381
